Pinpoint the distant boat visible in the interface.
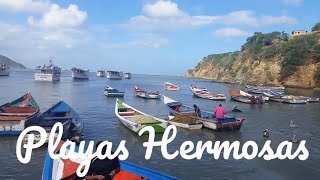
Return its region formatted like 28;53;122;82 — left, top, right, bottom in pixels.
190;84;207;91
0;63;10;76
228;90;263;104
167;115;203;130
134;86;161;99
190;85;226;100
124;72;132;79
96;70;105;77
42;140;179;180
34;59;61;81
163;96;245;131
104;85;125;97
240;90;269;101
71;68;89;80
26;100;83;142
0;92;39;135
107;70;122;79
115;99;167;134
164;82;179;91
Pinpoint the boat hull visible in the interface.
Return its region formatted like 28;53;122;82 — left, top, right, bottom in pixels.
0;69;10;76
135;92;161;99
71;70;89;80
104;91;125;97
35;73;60;81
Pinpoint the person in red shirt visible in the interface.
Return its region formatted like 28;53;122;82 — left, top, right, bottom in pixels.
214;104;227;121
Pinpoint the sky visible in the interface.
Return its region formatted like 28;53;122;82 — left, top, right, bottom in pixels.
0;0;319;75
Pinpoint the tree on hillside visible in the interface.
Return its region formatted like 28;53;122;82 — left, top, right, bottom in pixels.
312;22;320;32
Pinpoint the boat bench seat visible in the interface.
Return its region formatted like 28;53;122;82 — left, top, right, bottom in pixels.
0;116;24;121
119;111;140;116
43;116;74;120
1;107;36;113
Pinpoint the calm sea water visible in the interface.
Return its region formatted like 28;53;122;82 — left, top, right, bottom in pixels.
0;70;320;180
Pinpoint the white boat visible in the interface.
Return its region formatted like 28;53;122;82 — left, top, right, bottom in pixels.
107;70;122;79
124;72;132;79
167;115;202;130
190;85;226;100
164;82;179;91
240;90;269;101
104;85;125;97
115;99;167;134
71;68;89;80
34;60;61;81
282;95;307;104
96;70;105;77
190;84;207;92
0;63;10;76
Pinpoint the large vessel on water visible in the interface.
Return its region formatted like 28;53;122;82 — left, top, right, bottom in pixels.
124;72;132;79
71;68;89;80
34;60;61;81
0;63;10;76
107;70;122;79
96;70;105;77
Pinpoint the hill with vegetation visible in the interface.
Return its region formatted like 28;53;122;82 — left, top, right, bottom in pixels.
186;23;320;88
0;55;26;69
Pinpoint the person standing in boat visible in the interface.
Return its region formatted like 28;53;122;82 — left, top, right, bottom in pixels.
193;104;201;117
214;104;227;121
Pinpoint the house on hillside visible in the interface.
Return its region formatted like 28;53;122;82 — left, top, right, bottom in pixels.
291;30;308;36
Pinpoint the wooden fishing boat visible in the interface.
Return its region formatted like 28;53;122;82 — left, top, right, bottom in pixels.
42;140;179;180
115;99;167;134
163;96;244;131
134;86;161;99
190;84;207;92
228;90;263;104
282;95;307;104
262;90;283;102
245;84;285;92
240;90;269;101
0;92;40;135
104;85;125;97
164;82;179;91
167;115;203;130
27;100;84;141
190;85;226;100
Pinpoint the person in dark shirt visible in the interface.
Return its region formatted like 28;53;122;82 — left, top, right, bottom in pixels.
84;141;120;180
193;104;201;117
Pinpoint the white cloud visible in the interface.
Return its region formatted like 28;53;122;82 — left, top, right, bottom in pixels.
0;0;50;13
28;4;87;28
143;0;184;17
213;27;250;38
283;0;303;6
126;1;296;32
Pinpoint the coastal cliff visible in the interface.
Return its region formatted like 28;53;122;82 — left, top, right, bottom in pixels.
0;55;26;69
186;28;320;89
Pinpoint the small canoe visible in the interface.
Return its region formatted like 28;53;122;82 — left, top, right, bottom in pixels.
190;85;226;100
0;92;40;135
115;99;167;134
228;90;263;104
163;96;244;131
167;115;203;130
190;84;207;91
104;85;125;97
42;141;179;180
27;100;84;141
164;82;179;91
134;86;161;99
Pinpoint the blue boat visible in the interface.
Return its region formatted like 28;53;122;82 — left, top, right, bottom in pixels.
28;100;83;140
104;85;125;97
0;93;40;135
42;141;179;180
163;96;244;131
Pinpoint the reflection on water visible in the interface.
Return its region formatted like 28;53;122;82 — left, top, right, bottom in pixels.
0;70;319;180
